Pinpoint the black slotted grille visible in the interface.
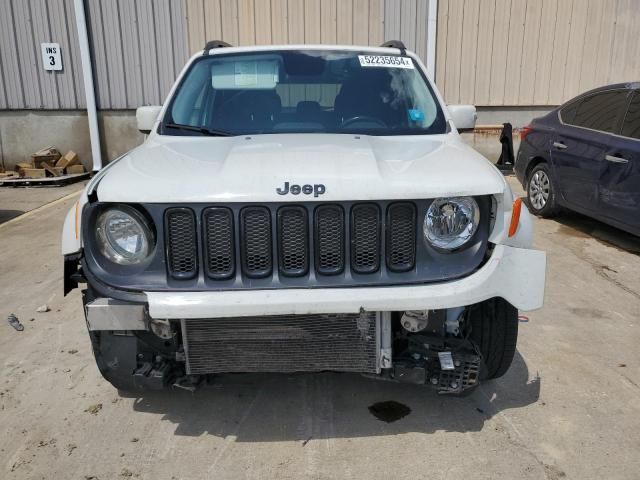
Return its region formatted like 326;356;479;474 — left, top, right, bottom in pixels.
164;201;425;282
351;204;381;274
277;206;309;276
166;208;197;279
387;202;417;272
203;207;235;279
315;205;345;275
240;206;273;278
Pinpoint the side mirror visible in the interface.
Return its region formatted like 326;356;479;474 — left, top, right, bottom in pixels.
136;106;162;134
448;105;477;131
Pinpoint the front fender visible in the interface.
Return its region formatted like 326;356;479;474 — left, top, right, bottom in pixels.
61;202;81;255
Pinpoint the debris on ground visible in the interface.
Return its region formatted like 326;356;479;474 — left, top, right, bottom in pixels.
32;146;61;169
36;304;50;313
7;313;24;331
8;147;86;180
84;404;103;415
67;349;78;354
130;437;139;443
37;438;56;447
66;443;77;455
518;315;530;322
120;468;138;477
619;363;627;367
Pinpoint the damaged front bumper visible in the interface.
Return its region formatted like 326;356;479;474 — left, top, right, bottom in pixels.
144;244;545;318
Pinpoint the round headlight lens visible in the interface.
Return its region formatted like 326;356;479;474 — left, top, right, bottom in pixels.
96;206;154;265
424;197;479;251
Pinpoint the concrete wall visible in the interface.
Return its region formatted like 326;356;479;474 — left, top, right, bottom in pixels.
475;107;553;128
0;110;142;171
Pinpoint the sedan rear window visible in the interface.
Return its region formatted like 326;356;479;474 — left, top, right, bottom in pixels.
563;90;628;134
621;92;640;140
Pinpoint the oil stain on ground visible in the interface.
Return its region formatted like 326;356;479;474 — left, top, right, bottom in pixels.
368;401;411;423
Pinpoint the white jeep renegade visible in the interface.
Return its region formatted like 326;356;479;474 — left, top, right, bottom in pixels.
62;41;546;394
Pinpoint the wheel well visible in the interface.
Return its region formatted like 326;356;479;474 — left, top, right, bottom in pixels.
525;157;547;181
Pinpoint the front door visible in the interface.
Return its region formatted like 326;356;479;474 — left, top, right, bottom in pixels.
599;91;640;231
552;90;629;213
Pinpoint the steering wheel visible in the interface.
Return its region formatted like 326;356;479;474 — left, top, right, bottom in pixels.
341;116;388;128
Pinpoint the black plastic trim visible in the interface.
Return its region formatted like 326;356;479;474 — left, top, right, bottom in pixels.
165;208;198;280
350;203;381;274
240;206;273;279
277;205;309;277
202;207;235;280
81;198;492;292
386;202;417;273
314;204;345;276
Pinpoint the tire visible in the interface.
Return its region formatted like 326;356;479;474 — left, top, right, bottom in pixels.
468;298;518;380
527;162;558;217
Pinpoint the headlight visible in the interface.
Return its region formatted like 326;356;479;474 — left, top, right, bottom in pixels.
96;206;154;265
423;197;479;251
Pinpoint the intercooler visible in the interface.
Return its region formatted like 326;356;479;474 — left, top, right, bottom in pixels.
181;312;380;375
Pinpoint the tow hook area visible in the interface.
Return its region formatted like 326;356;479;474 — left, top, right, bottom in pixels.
392;335;482;394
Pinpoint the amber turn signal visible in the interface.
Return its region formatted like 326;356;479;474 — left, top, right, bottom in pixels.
508;198;522;237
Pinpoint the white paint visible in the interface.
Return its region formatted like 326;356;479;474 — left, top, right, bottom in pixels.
146;245;546;318
427;0;438;79
73;0;102;171
40;43;62;71
136;106;162;133
448;105;478;130
95;133;506;203
61;44;546;317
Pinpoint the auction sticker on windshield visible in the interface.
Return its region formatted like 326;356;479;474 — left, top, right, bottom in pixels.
358;55;414;69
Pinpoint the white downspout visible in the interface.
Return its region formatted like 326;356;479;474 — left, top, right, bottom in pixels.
426;0;438;80
73;0;102;171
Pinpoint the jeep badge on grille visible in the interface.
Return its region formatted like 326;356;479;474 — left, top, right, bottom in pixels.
276;182;326;197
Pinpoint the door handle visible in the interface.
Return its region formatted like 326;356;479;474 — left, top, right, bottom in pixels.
605;154;629;164
552;142;567;150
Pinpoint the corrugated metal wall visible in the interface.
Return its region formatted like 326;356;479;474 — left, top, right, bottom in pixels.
5;0;638;110
86;0;188;108
0;0;188;109
0;0;432;111
0;0;85;109
436;0;640;106
184;0;431;62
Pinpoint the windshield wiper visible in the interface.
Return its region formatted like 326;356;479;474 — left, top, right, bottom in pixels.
163;123;233;137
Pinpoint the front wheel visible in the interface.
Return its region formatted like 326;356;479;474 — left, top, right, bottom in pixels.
468;298;518;380
527;163;558;217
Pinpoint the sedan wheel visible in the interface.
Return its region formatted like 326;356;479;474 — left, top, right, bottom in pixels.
527;163;558;217
529;170;550;210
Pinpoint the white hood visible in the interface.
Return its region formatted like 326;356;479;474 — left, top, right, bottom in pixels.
96;133;506;203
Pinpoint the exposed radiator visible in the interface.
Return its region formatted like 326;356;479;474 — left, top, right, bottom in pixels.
182;313;379;375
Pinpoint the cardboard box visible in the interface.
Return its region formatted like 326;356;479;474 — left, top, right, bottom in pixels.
15;162;33;171
20;168;47;179
56;150;79;169
32;146;61;168
65;164;86;174
43;163;63;177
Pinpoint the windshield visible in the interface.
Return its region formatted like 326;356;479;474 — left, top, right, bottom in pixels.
161;50;447;137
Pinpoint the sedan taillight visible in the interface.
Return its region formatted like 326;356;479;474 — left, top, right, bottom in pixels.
520;125;533;141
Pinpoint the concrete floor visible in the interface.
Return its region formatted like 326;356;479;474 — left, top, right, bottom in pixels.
0;181;88;224
0;177;639;480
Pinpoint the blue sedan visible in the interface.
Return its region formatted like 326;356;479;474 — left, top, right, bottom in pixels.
515;82;640;236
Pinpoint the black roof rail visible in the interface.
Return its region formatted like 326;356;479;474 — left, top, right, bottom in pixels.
380;40;407;55
203;40;232;55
